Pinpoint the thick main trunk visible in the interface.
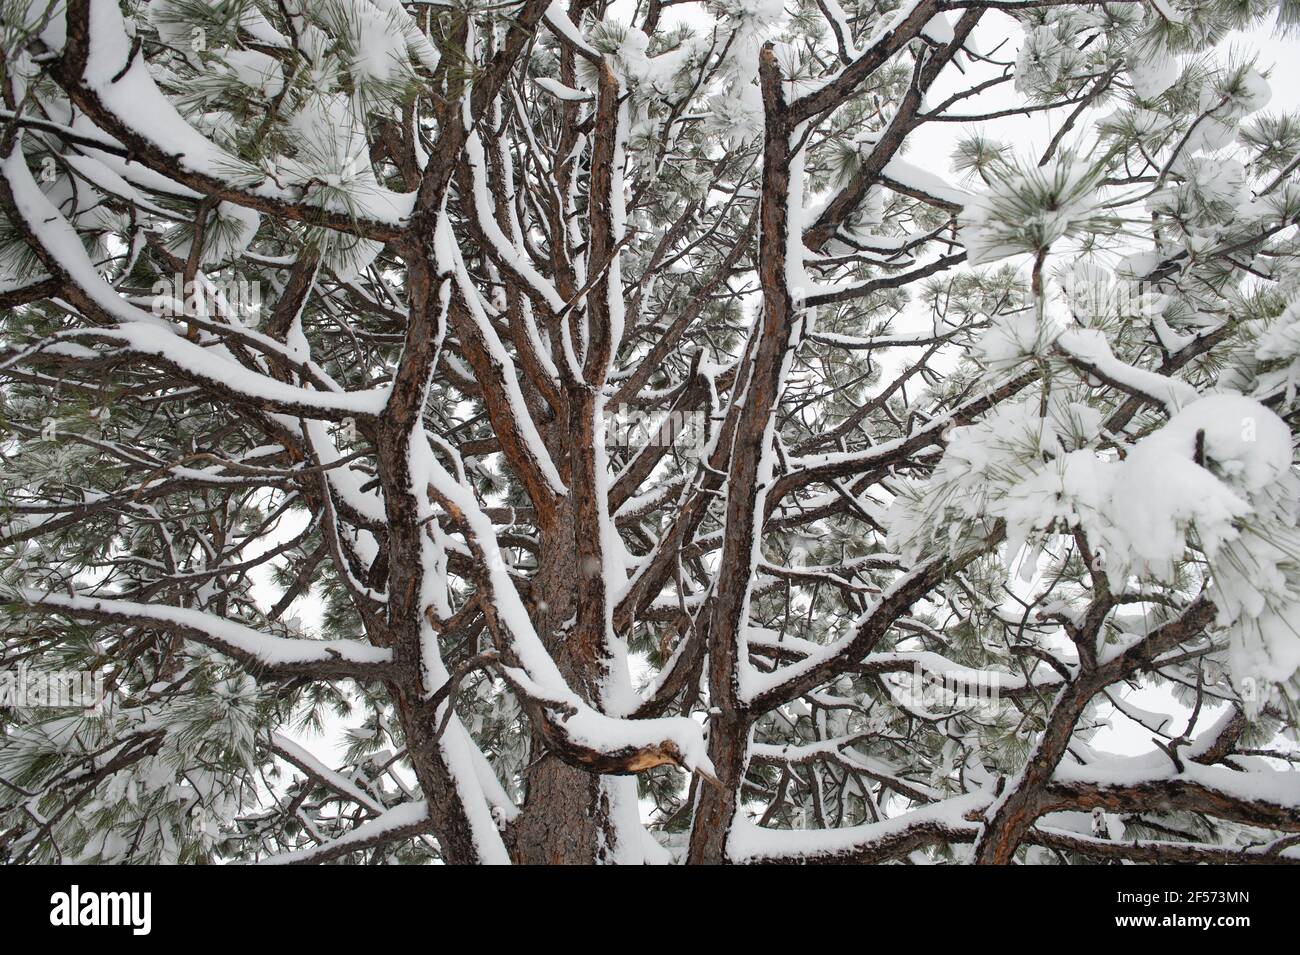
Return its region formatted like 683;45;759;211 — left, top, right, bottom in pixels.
508;758;608;864
507;511;621;863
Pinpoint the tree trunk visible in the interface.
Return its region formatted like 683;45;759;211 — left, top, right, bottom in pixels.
506;507;620;863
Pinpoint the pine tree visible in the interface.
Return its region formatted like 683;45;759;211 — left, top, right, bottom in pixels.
0;0;1298;864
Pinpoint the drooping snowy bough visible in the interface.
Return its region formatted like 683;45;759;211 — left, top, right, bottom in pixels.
2;0;1299;864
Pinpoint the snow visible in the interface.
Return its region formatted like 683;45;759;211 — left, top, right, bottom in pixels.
303;419;387;525
464;132;567;315
921;12;955;47
593;389;637;717
436;208;568;497
790;0;922;108
543;3;601;59
896;376;1300;694
256;801;428;865
1132;394;1292;500
1056;328;1199;412
410;420;711;776
21;590;393;668
707;80;765;148
604;96;630;362
93;323;391;418
1108;439;1247;574
1015;24;1083;99
455;720;520;823
1054;751;1300;811
1255;297;1300;408
865;650;1067;693
4;144;392;417
1126;43;1180;100
533;77;592;102
959;154;1107;264
236;7;292;50
323;0;411;84
278;93;412;226
1104;395;1300;691
1151;156;1247;226
740;557;948;703
168;201;261;265
65;0;415;226
729;792;986;863
271;732;385;815
821;0;860;57
65;122;206;199
880;157;972;208
1220;66;1272;119
9;0;1300;868
368;0;441;74
219;49;285;98
59;152;151;214
497;661;713;773
433;700;514;863
975;310;1055;372
3;147;151;323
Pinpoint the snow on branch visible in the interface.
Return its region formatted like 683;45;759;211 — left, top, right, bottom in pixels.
256;802;432;865
413;435;712;779
1;148;389;420
50;0;414;239
270;733;387;816
17;590;395;681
